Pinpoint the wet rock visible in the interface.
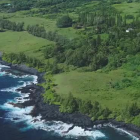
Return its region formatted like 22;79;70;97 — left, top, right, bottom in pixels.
13;118;20;121
32;119;39;123
8;102;25;108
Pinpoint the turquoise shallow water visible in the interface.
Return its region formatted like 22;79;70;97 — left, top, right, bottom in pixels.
0;65;138;140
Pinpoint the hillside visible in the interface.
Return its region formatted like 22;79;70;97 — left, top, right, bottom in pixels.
1;0;140;126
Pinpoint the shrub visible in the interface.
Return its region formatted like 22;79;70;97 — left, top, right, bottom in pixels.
126;15;134;19
56;15;73;28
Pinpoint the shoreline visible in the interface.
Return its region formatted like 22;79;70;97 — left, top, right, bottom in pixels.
0;60;140;139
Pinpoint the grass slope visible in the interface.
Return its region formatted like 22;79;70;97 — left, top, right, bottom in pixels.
0;0;10;4
0;31;53;58
8;16;78;39
113;2;140;16
54;69;140;110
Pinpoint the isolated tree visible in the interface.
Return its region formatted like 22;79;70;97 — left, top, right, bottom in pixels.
56;15;73;28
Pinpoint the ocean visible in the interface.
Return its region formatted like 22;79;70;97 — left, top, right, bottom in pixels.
0;64;138;140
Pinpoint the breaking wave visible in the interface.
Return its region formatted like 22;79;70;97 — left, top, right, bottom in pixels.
108;124;139;140
0;100;106;140
0;64;138;140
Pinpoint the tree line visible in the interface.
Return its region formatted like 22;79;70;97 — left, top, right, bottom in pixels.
27;24;68;43
75;7;140;34
0;19;24;31
2;52;63;74
3;52;44;70
7;0;99;13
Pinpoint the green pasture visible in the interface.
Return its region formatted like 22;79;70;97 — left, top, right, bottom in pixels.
54;69;140;110
8;15;78;39
0;31;53;58
113;2;140;16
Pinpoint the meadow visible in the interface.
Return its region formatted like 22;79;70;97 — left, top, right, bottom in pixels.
0;31;53;58
0;0;10;4
4;14;78;39
113;2;140;16
54;68;140;110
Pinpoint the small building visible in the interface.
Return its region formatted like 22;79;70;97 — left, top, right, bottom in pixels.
126;28;133;33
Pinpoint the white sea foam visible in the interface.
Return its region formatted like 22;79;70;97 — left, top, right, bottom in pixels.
8;74;38;84
0;71;6;76
66;126;106;139
2;99;136;139
108;123;139;140
0;81;27;93
7;73;38;84
15;95;30;103
0;101;106;139
0;75;37;93
0;64;38;84
0;64;10;70
0;103;34;121
7;106;34;121
23;120;106;139
31;75;38;84
116;128;139;140
0;64;9;76
18;112;106;139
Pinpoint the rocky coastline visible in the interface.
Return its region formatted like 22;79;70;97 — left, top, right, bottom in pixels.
0;59;140;139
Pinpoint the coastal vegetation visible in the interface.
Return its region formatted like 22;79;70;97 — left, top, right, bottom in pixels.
1;0;140;127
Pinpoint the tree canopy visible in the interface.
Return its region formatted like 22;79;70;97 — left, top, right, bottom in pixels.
56;15;73;28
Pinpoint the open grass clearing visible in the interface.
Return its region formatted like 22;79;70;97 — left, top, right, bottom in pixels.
54;69;140;110
113;2;140;16
0;31;53;59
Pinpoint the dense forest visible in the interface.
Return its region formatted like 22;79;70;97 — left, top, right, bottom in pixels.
9;0;100;12
1;0;140;127
3;14;140;72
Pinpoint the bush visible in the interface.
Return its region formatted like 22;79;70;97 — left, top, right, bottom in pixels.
121;78;132;87
126;15;134;19
113;78;132;90
56;15;73;28
131;115;140;126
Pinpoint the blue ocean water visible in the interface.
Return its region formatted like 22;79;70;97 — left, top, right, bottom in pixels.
0;65;138;140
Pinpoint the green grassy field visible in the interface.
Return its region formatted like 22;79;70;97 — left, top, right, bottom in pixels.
113;2;140;16
0;0;10;4
0;9;78;62
75;1;99;12
0;31;53;58
54;69;140;110
8;15;78;39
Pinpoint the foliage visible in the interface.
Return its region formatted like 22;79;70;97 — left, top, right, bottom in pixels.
0;19;24;31
2;52;44;70
60;93;78;113
2;0;140;128
27;24;68;43
112;78;132;90
56;15;73;28
7;0;99;13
